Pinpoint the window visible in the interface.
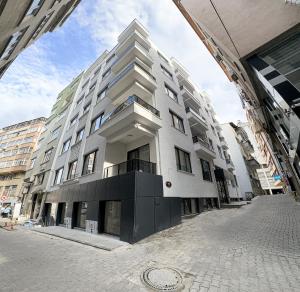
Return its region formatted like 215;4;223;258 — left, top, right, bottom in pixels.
30;157;36;168
217;146;223;159
34;173;44;185
200;159;212;182
102;68;111;79
42;149;52;163
83;102;91;114
89;82;96;92
77;95;84;105
208;139;214;150
62;139;71;153
211;125;216;135
1;28;27;60
81;80;89;90
90;113;104;133
23;0;44;20
93;66;101;76
3;185;17;197
82;151;97;175
67;160;77;180
170;111;185;133
97;87;107;101
54;168;64;185
51;127;60;139
158;51;169;64
165;84;178;102
106;54;115;64
161;65;173;79
70;115;78;127
75;128;85;143
175;147;192;173
31;11;53;39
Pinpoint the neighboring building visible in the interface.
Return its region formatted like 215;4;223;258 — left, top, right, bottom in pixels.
22;73;83;220
257;168;285;195
22;20;239;243
0;0;81;78
0;117;46;217
173;0;300;197
222;122;264;200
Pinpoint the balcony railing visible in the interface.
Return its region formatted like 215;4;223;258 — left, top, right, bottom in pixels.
192;136;215;153
101;95;160;127
103;159;156;178
185;107;207;124
109;61;156;89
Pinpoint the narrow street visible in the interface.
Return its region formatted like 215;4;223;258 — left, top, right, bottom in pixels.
1;194;300;292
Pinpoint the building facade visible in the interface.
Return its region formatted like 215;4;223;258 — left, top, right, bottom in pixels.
23;20;238;243
0;117;46;217
221;122;264;200
173;0;300;197
0;0;80;78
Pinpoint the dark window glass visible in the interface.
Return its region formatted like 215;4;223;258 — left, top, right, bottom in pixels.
170;110;185;133
67;160;77;180
75;128;84;143
62;139;71;153
161;64;173;79
82;151;96;175
200;159;212;182
175;147;192;173
165;84;178;102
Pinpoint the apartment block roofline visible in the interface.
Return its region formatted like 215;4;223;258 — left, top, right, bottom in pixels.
1;117;47;131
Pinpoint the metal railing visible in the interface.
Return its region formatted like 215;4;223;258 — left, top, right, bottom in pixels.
103;159;156;178
186;107;207;125
192;136;215;153
101;95;160;127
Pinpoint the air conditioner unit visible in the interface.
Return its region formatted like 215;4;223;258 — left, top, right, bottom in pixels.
231;73;239;81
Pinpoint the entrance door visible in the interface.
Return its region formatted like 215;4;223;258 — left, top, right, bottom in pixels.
104;201;121;236
56;202;66;226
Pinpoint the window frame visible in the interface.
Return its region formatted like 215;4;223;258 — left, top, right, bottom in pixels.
165;83;178;102
170;110;185;133
161;64;173;80
175;147;192;173
67;160;78;180
90;113;104;134
61;138;71;154
75;128;85;143
200;159;212;182
82;151;97;175
54;167;64;185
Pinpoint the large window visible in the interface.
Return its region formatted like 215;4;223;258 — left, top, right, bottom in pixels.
75;128;85;143
165;84;178;102
170;110;185;133
175;147;192;173
61;139;71;154
97;87;107;102
83;102;91;115
200;159;212;182
90;113;104;133
54;167;64;185
43;148;52;163
70;115;78;127
102;68;111;79
82;151;97;175
67;160;77;180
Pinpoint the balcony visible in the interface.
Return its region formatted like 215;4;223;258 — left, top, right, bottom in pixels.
192;136;216;159
186;107;208;131
112;41;153;74
118;20;149;45
103;159;156;178
180;86;201;109
226;158;235;170
177;76;195;94
219;137;229;149
106;61;157;100
98;95;161;143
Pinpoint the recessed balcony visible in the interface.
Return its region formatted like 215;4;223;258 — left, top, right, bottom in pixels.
103;159;156;178
192;136;216;159
107;61;157;100
112;41;153;74
98;95;161;143
180;86;201;109
186;107;208;131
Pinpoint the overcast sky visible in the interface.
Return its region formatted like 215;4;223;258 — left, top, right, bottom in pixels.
0;0;246;128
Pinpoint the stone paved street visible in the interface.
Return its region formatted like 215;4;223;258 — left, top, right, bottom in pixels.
0;194;300;292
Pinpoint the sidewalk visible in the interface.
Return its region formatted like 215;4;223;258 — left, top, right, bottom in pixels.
28;226;129;251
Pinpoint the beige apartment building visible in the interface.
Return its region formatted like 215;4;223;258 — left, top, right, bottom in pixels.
0;0;80;78
0;118;46;216
173;0;300;196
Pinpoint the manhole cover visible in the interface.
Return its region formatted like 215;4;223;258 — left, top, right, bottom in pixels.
141;267;184;291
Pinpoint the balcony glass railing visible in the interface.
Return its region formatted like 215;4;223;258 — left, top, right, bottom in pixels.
103;159;156;178
101;95;160;126
109;61;156;89
186;107;207;124
192;136;215;153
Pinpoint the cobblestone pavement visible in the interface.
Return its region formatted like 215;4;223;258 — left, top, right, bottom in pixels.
0;194;299;292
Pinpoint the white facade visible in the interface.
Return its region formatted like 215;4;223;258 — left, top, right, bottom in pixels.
32;20;238;216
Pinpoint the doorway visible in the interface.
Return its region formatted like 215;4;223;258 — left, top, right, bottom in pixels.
100;201;121;236
73;202;87;229
43;203;52;226
56;202;66;226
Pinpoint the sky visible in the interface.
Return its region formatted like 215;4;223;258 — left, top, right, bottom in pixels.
0;0;246;128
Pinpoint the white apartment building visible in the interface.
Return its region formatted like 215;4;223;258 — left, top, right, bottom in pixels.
24;20;238;243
